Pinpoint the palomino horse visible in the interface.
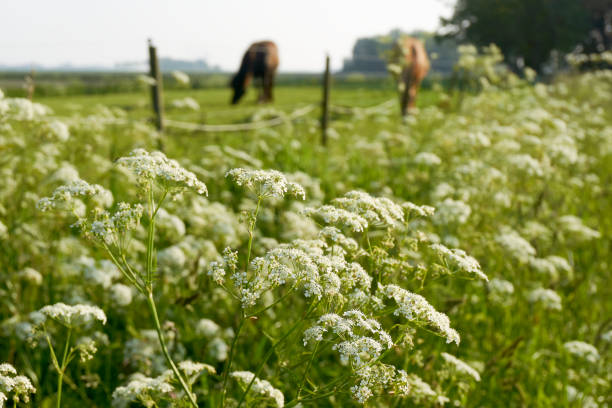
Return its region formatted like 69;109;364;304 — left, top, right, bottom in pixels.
230;41;279;104
393;37;430;116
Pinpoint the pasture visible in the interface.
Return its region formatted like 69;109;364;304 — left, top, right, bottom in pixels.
0;65;611;408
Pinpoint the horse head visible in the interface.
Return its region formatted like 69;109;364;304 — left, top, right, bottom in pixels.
230;73;246;105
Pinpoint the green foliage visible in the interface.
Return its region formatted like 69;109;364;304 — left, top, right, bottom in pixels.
441;0;594;70
1;66;611;407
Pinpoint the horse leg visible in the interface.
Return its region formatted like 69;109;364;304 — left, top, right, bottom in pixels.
400;70;413;117
408;83;418;110
266;72;275;103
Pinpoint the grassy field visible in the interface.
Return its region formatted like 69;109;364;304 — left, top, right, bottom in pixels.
0;66;611;408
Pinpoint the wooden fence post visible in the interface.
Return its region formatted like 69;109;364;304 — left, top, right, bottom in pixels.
148;39;164;149
321;54;331;146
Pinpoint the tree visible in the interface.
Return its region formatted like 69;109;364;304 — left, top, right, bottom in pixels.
440;0;598;71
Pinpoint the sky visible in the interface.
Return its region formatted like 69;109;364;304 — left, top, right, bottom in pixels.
1;0;453;72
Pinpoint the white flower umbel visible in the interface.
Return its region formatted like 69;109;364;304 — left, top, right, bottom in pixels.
39;303;107;328
303;310;392;367
0;362;36;406
495;228;536;263
116;149;207;195
402;201;435;218
231;371;284;407
332;190;404;228
226;168;305;200
303;205;368;232
563;341;600;363
527;288;562;310
379;284;460;344
441;352;481;381
430;243;488;281
111;372;174;408
32;304;105;408
37;179;112;213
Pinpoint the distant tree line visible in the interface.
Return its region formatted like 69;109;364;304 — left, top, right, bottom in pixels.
440;0;612;72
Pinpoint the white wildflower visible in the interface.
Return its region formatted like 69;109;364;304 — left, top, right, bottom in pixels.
111;283;133;306
433;198;471;225
402;201;435;217
333;190;404;227
557;215;601;242
527;288;562;310
116;149;207;195
38;303;107;327
195;319;221;338
441;352;481;381
430;243;487;281
226;168;305;200
495;228;536;263
380;284;460;344
171;70;190;85
231;371;284;408
414;152;442;166
37;179;111;212
111;372;173;408
303;205;368;232
563;341;599;363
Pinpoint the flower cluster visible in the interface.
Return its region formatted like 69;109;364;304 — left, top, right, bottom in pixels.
430;243;488;281
37;303;107;328
0;363;36;406
226;168;305;200
332;190;404;227
37;179;112;213
379;284;460;344
304;310;393;367
441;352;481;381
116;149;208;195
231;371;284;408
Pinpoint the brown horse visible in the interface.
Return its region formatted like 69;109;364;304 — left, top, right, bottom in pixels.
230;41;279;105
394;37;430;116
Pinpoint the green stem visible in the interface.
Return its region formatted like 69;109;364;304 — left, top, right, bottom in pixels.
237;301;318;408
245;197;262;272
297;341;319;398
56;327;72;408
145;291;198;407
146;187;156;289
221;317;246;407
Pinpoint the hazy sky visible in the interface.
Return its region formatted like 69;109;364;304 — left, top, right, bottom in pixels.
1;0;453;72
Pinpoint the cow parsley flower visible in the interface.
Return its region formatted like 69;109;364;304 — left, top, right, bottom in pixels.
414;152;442;166
0;363;36;405
441;352;481;381
563;341;599;363
226;168;305;200
304;310;392;367
495;228;536;263
402;201;435;217
487;278;514;305
111;283;133;306
171;70;190;85
433;198;471;225
38;303;107;328
37;179;112;212
303;205;368;232
527;288;562;310
111;372;173;408
379;284;460;344
430;243;488;281
333;190;404;227
179;360;215;376
557;215;601;242
231;371;284;408
116;149;207;195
